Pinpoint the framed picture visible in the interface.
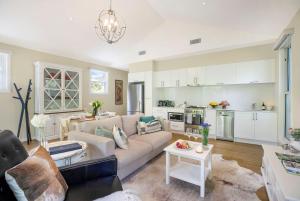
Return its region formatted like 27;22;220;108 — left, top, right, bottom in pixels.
115;80;123;105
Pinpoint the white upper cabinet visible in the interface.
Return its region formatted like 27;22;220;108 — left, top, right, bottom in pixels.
236;59;275;84
254;112;277;142
186;67;205;86
154;71;171;87
170;69;187;87
128;72;145;83
204;63;237;85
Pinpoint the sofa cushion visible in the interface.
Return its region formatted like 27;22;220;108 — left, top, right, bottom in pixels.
115;139;152;169
81;116;123;134
121;114;142;137
129;131;172;150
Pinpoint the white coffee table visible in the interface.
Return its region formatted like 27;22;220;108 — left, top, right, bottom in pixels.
164;140;213;197
47;140;87;167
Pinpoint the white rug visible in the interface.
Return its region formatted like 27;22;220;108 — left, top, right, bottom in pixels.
123;154;264;201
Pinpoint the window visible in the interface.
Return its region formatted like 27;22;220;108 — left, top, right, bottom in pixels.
0;52;10;92
90;69;108;94
284;47;292;138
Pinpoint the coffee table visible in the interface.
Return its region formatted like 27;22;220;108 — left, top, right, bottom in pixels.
164;140;213;197
47;140;87;167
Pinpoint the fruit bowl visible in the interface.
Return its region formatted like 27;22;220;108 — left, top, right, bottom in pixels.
175;140;192;150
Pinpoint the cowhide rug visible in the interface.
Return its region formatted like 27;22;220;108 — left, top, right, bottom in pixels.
123;154;264;201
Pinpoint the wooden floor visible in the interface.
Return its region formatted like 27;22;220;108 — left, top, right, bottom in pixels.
172;133;269;201
24;134;269;201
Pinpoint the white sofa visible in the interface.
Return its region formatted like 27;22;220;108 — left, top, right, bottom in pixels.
67;114;172;180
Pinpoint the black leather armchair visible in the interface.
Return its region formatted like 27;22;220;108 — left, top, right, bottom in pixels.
0;130;122;201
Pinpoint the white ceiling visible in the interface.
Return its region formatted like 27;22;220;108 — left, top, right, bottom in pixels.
0;0;299;70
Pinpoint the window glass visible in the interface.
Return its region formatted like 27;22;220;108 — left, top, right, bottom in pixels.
0;52;10;92
90;69;108;94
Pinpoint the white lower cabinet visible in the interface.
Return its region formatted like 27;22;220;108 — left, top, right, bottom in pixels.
205;110;216;135
234;111;277;143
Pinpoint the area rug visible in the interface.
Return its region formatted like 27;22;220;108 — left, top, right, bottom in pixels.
123;154;264;201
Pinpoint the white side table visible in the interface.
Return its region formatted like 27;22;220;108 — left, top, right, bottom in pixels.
164;140;213;198
47;140;87;167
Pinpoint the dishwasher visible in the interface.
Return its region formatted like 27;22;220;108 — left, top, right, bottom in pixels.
216;111;234;141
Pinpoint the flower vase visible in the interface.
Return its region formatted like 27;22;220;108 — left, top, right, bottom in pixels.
92;108;98;117
202;127;209;147
39;128;48;148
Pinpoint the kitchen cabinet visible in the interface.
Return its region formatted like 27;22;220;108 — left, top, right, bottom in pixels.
234;111;277;143
186;67;205;86
144;71;153;99
128;72;145;83
205;110;216;135
145;99;153;116
234;112;255;139
255;112;277;142
236;59;275;84
154;71;171;88
170;69;187;87
204;63;237;85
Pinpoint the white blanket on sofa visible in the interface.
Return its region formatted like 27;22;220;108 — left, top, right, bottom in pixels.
94;190;142;201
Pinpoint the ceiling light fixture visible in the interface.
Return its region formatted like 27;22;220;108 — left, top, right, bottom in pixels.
95;0;126;44
202;2;206;6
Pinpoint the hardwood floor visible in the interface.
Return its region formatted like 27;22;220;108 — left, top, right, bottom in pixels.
24;134;269;201
172;133;269;201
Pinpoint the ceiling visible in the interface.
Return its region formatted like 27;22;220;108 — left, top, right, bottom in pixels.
0;0;299;70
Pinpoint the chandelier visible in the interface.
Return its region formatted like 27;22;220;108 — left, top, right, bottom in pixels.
95;0;126;44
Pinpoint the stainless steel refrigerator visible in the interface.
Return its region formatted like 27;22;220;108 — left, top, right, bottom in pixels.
127;82;144;115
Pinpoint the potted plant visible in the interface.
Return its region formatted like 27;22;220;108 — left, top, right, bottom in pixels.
219;100;230;109
31;114;50;148
90;100;103;117
209;101;218;109
289;128;300;151
200;122;211;147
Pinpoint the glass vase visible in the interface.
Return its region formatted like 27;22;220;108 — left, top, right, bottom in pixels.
39;127;48;148
202;128;209;147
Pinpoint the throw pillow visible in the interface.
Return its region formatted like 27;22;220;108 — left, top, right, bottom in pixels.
139;116;155;123
5;146;68;201
95;127;116;148
113;125;129;149
137;119;162;135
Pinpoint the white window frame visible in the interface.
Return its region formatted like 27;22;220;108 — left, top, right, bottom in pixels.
89;68;109;95
0;51;11;93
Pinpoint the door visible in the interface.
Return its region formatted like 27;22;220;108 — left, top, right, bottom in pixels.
127;83;144;114
234;111;254;139
205;110;216;135
64;70;81;111
254;112;277;142
236;59;275;84
186;67;205;86
204;63;237;85
43;67;63;112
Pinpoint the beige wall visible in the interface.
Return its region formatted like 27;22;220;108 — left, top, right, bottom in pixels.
286;10;300;128
0;42;128;140
128;44;276;73
154;44;276;71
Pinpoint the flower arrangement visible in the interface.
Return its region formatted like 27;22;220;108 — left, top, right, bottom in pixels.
289;128;300;141
31;114;50;148
209;101;218;108
219;100;230;109
201;122;211;146
90;100;103;116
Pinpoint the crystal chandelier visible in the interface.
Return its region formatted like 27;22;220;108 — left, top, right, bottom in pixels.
95;0;126;44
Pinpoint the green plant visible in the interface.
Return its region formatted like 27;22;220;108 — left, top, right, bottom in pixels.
289;128;300;141
90;100;103;116
201;123;211;146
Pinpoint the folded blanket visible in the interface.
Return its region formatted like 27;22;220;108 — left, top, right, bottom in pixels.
137;119;162;135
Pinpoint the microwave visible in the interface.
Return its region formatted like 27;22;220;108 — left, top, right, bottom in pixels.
168;112;184;122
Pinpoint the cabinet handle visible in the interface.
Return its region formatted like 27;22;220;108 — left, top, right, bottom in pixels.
252;113;255;120
256;112;258;120
195;77;198;84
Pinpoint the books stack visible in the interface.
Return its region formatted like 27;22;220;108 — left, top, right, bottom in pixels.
276;152;300;175
49;143;83;155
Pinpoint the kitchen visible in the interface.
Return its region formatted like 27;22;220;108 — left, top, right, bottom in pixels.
127;45;278;145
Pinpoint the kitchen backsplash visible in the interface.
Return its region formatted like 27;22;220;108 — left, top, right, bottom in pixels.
154;83;276;110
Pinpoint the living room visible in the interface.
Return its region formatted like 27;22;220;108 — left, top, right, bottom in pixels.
1;1;300;201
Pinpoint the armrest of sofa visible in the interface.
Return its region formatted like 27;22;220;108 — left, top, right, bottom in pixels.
67;131;115;157
59;155;120;186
